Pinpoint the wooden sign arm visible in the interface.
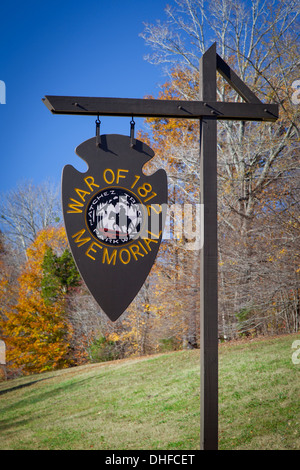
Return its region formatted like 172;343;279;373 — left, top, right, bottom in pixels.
42;95;278;122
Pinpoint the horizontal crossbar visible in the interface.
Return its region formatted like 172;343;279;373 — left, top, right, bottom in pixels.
43;96;278;122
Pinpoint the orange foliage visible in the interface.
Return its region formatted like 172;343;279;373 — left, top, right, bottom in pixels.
0;227;75;374
139;67;199;155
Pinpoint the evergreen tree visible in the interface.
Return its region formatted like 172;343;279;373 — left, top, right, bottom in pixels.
41;247;80;304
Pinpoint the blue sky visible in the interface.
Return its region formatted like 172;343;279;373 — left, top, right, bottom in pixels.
0;0;176;194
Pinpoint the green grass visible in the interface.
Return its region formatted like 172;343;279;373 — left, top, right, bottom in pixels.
219;334;300;450
0;334;299;450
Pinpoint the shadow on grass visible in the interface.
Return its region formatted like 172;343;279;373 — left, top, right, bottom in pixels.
0;377;93;432
0;377;51;396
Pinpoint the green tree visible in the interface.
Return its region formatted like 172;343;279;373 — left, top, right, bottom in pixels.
41;247;80;304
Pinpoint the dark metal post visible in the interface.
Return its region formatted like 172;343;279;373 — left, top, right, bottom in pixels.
199;43;218;450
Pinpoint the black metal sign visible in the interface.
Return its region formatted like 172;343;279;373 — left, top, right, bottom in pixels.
62;134;167;321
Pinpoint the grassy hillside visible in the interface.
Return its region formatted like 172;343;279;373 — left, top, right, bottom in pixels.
0;334;299;450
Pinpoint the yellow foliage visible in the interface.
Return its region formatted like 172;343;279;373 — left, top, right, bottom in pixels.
1;226;74;374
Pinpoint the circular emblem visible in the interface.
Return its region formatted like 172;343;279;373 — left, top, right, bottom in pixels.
86;188;143;245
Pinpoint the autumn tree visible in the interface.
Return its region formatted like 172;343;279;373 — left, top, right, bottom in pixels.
140;0;300;338
0;227;76;374
0;232;17;331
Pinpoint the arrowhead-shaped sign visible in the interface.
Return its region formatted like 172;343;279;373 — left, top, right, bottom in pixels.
62;134;168;321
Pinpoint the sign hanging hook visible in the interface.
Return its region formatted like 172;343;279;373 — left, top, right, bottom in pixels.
130;116;135;148
95;115;101;147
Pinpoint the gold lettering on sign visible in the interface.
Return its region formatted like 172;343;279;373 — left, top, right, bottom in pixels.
72;235;161;266
84;176;99;192
143;237;159;252
74;188;90;202
67;175;100;213
103;248;117;265
119;248;131;265
116;169;129;183
103;168;129;185
67;198;84;214
72;229;91;247
138;241;148;255
85;241;103;260
103;169;115;185
129;244;144;261
147;230;162;240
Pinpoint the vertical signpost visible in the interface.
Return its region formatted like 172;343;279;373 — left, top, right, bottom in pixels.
43;43;278;450
199;43;218;450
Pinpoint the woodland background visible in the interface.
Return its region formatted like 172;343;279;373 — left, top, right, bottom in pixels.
0;0;299;377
